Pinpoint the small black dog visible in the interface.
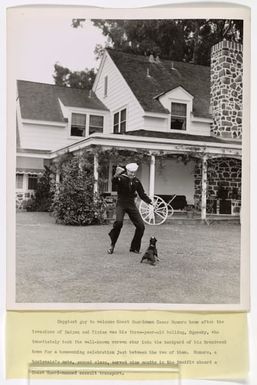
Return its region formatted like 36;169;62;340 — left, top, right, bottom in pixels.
141;236;159;266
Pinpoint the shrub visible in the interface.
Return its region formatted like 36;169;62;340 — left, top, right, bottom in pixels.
33;166;53;211
51;153;105;225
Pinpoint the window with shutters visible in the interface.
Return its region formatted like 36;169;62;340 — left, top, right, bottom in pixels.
170;102;187;130
89;115;104;135
113;108;126;134
71;113;86;136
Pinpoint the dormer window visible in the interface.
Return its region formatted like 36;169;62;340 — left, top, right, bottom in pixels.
71;113;86;137
113;108;126;134
170;102;187;130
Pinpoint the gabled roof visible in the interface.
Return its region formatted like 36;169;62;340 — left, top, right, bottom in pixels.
17;80;108;123
107;49;211;119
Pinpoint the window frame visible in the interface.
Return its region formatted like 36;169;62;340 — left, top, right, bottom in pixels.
28;174;38;190
69;110;106;138
170;102;187;131
113;107;127;134
16;173;24;190
157;87;193;133
89;114;104;135
70;112;87;137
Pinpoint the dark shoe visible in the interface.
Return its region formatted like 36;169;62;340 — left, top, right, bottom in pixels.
107;245;114;254
130;249;141;254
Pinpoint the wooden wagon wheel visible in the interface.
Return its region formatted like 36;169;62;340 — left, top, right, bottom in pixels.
139;195;168;225
167;203;174;218
167;195;176;218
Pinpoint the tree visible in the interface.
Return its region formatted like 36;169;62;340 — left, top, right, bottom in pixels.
91;19;187;60
183;19;243;65
53;63;96;89
82;18;243;66
59;18;243;87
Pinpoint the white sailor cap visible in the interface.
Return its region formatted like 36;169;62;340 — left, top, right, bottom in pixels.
126;163;138;172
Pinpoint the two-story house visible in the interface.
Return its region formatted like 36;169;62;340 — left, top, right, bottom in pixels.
16;40;243;219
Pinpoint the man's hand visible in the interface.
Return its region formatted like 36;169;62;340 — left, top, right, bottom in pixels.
114;166;124;177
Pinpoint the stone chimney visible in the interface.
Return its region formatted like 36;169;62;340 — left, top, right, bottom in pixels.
210;40;243;139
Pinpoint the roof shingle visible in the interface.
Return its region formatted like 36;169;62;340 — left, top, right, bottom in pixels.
17;80;108;122
125;130;241;145
107;49;211;118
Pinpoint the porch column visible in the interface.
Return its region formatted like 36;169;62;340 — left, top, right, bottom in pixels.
55;162;60;184
54;161;61;196
93;153;99;194
108;161;113;192
149;154;156;200
201;155;208;220
56;171;60;184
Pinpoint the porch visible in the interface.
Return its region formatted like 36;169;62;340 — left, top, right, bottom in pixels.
49;133;242;222
92;152;242;223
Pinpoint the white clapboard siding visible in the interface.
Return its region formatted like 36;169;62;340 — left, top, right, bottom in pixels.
143;116;168;132
190;121;211;136
140;159;195;204
144;115;210;136
21;123;70;151
94;53;144;133
17;156;44;169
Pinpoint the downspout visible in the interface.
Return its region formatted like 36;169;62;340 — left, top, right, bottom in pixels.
149;154;156;200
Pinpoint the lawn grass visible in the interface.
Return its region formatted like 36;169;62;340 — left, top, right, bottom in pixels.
16;212;240;304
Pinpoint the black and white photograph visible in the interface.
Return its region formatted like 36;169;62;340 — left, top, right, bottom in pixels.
7;5;250;309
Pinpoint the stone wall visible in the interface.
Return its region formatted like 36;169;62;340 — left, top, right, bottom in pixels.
194;157;241;213
210;40;243;139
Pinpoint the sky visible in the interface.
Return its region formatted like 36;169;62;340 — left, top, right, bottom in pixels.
8;12;107;84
